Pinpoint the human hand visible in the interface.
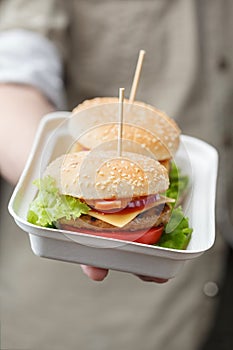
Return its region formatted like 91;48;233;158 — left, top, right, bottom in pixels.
80;265;168;283
0;84;54;184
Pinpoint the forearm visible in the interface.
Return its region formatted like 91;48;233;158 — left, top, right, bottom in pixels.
0;84;55;184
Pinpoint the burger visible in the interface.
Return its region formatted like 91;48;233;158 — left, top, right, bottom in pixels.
70;97;181;171
28;99;192;249
27;150;175;245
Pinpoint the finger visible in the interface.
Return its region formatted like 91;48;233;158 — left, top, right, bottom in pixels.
136;275;168;283
81;265;109;281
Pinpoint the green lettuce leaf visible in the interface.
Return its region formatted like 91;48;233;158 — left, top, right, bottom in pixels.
157;163;193;250
165;161;189;206
27;176;90;227
156;206;193;250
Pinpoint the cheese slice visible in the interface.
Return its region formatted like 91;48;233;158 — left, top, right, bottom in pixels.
89;209;142;228
88;195;174;228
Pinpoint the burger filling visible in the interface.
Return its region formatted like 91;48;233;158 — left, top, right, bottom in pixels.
57;203;171;232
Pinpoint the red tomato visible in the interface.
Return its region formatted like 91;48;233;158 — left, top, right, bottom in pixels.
60;224;164;245
134;226;164;244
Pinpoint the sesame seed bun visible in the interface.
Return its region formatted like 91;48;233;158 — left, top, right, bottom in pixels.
44;150;169;200
70;97;180;161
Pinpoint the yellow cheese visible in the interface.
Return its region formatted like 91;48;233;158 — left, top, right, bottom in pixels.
88;210;142;228
88;195;174;228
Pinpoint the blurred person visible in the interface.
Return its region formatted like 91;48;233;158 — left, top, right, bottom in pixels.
0;0;232;349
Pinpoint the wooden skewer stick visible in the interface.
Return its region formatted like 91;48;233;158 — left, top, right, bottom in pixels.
129;49;146;103
118;88;125;157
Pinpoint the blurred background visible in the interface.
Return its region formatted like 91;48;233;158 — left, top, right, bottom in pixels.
0;0;232;349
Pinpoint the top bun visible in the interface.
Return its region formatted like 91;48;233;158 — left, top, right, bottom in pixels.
44;151;169;200
70;97;180;161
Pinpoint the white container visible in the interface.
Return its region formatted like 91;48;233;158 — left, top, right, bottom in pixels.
8;112;218;279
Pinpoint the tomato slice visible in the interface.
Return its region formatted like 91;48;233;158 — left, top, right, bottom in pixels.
134;226;164;244
60;224;164;245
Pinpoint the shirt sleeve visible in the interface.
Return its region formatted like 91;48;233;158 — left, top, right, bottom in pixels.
0;0;69;109
0;29;66;109
0;0;69;60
